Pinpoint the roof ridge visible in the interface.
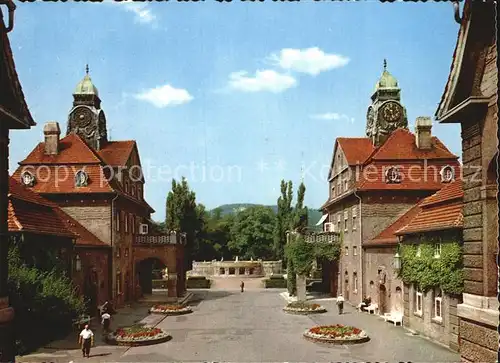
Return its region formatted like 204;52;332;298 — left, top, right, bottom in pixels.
8;201;23;231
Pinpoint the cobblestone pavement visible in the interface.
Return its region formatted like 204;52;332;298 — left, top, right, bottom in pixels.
118;289;460;362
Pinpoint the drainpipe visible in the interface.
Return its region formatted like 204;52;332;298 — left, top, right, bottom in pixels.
353;188;363;302
0;0;16;33
451;1;462;25
110;192;119;304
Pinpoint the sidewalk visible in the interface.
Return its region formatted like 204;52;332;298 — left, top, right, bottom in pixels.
17;303;159;363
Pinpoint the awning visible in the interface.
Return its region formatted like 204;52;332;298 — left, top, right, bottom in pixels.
315;214;328;226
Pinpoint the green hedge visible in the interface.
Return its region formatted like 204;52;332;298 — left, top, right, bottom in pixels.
264;277;287;288
8;246;85;355
187;277;211;289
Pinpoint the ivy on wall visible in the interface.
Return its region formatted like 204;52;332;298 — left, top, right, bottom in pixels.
398;242;464;295
285;233;341;277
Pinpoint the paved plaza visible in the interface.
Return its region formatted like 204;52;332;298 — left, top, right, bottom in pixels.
20;286;460;362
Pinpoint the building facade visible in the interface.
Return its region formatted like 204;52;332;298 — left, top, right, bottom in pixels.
0;3;36;360
322;63;460;308
12;70;186;309
435;1;498;361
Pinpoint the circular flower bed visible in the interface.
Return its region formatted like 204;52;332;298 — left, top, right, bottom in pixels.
107;325;171;346
149;304;193;315
303;324;369;344
283;301;327;315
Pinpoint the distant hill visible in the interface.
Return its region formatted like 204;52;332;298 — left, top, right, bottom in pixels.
212;203;323;230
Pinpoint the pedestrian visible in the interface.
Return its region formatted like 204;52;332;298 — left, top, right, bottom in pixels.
101;311;111;335
240;280;244;292
337;294;345;315
79;324;94;358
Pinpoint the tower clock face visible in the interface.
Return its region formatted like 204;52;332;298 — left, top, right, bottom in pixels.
380;101;403;123
73;107;93;128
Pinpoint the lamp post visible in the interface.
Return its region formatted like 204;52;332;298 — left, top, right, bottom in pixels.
393;252;401;270
75;255;82;272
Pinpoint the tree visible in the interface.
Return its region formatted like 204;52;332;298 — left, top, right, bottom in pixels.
291;182;308;232
273;180;293;261
165;177;202;270
228;206;276;260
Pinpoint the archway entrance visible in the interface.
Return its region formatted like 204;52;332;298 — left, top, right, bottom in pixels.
136;258;166;295
379;284;387;314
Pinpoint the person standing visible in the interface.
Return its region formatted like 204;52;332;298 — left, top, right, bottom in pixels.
336;294;345;315
240;281;245;293
79;324;94;358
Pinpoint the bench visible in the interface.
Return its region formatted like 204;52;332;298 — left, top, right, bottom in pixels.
366;304;378;315
383;312;403;326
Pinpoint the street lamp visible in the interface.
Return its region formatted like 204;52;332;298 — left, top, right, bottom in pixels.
75;254;81;272
393;252;401;270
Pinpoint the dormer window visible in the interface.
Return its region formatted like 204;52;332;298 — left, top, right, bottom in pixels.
385;166;401;183
21;171;36;187
137;186;142;200
75;170;88;187
131;186;136;197
440;165;455;183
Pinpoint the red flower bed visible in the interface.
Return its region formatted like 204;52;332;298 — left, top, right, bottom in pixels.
115;326;162;339
308;325;362;338
152;304;184;311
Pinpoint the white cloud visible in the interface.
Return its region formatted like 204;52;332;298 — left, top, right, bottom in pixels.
228;70;297;93
103;0;157;25
135;84;193;108
269;47;350;76
310;113;354;123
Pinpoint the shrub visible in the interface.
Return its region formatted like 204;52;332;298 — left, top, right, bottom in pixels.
8;247;85;355
264;277;287;288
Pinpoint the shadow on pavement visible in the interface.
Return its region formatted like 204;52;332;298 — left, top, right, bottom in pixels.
189;290;233;304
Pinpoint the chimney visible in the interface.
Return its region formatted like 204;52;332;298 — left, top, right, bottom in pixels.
415;116;433;150
43;122;61;155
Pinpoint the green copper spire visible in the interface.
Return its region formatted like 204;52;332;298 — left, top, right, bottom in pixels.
74;65;99;96
375;59;398;90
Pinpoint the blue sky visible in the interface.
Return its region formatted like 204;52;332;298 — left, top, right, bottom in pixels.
8;1;462;221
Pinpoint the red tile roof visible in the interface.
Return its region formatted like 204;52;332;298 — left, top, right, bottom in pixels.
369;129;458;161
12;164;114;194
337;138;375;165
98;141;136;166
396;180;463;235
364;204;422;246
355;161;461;191
8;178;108;246
20;133;102;165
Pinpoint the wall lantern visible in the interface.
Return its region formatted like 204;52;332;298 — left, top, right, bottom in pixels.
75;254;82;272
393;252;401;270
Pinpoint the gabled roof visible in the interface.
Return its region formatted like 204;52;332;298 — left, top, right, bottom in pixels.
98;140;136;167
0;8;35;129
19;133;103;165
368;129;458;161
364;204;422;247
336;138;375;166
396;180;463;235
8;178;108;246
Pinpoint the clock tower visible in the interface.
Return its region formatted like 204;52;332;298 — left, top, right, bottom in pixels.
67;65;108;150
366;60;408;146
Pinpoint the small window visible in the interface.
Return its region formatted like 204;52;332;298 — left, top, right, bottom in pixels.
75;170;88;187
124;248;129;257
440;165;455;183
344;179;348;191
385;166;401;183
116;248;120;258
21;171;36;187
415;286;423;314
434;288;442;320
116;272;121;295
344;211;348;232
137;186;142;200
352;207;357;231
353;246;358;256
124;212;128;233
131;186;136;197
115;210;120;232
434;243;441;258
345;246;349;256
353;272;358;292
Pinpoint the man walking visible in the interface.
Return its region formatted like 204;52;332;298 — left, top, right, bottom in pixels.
101;311;111;335
336;294;345;315
79;324;94;358
240;281;245;292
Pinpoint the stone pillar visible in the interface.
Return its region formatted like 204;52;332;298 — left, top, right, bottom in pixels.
296;274;307;302
167;274;177;298
0;125;14;363
245;268;249;276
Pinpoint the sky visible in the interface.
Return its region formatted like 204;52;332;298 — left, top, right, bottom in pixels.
7;0;462;222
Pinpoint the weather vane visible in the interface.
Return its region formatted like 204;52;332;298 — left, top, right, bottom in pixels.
85;64;89;75
383;59;387;71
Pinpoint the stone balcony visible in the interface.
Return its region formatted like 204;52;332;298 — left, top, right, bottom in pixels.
133;231;187;245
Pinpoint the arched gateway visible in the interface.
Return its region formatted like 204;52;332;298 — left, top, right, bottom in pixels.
133;232;186;298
